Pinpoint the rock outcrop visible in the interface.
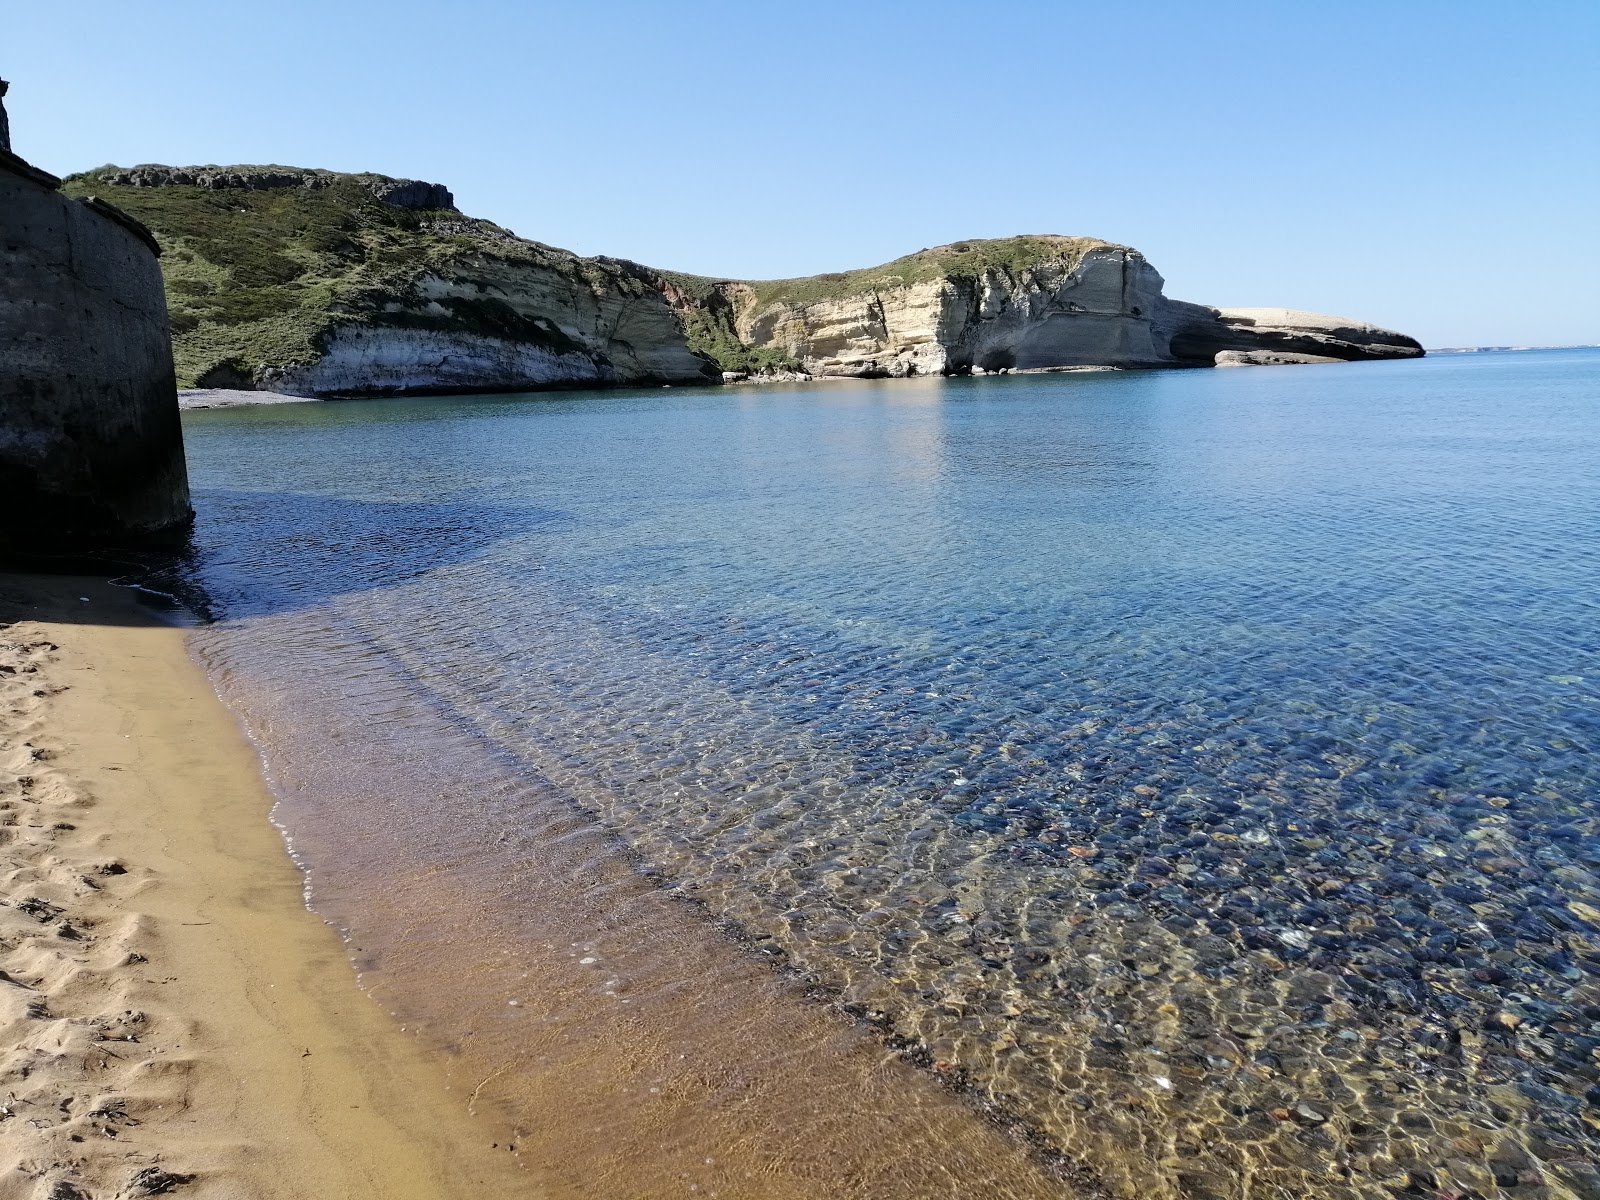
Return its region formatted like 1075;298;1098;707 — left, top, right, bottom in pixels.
58;163;1421;397
60;166;722;396
1214;350;1346;367
1164;304;1425;365
98;164;457;211
0;85;191;548
674;238;1175;378
671;243;1422;378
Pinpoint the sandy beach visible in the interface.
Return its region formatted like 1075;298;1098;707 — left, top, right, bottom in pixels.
0;572;529;1200
0;572;1080;1200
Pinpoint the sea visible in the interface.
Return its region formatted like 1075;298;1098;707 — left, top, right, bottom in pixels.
173;348;1600;1200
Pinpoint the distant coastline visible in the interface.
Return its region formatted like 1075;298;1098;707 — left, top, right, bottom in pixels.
1427;343;1600;353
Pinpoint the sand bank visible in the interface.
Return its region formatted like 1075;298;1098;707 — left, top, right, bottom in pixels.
0;572;528;1200
178;389;320;411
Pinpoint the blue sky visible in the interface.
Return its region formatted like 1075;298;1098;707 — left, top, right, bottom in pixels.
8;1;1597;346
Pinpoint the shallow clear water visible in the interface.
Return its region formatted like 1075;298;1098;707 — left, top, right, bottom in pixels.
180;351;1600;1199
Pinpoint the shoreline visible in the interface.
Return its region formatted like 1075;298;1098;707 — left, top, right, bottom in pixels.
176;349;1475;412
178;388;322;410
174;362;1179;411
3;570;1079;1200
0;572;529;1199
193;590;1082;1200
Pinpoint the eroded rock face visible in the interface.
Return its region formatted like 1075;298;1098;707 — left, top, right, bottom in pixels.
701;244;1420;378
61;165;724;396
1214;350;1346;367
944;249;1172;373
263;267;724;396
715;242;1174;378
731;278;953;378
1167;305;1424;364
262;326;609;395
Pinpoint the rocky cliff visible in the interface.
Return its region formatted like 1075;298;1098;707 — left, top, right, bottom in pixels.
59;165;722;395
1162;302;1427;365
668;240;1423;378
663;237;1177;378
58;165;1421;396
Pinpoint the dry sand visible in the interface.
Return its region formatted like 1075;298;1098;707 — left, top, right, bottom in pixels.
0;573;529;1200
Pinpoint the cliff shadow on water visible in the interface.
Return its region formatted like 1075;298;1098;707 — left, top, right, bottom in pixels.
60;489;551;626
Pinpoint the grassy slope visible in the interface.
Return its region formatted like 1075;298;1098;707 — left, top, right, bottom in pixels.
60;167;648;387
661;236;1113;307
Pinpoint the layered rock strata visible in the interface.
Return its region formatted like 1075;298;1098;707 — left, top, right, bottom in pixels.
681;245;1422;378
1215;350;1345;367
60;165;721;396
694;238;1175;378
1164;304;1426;365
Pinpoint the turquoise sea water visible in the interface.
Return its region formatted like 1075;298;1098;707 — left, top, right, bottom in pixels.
179;350;1600;1199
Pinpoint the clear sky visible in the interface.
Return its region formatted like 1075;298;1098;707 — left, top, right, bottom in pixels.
8;0;1598;347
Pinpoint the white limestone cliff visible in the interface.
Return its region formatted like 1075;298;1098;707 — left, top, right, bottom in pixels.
719;243;1175;377
263;266;720;396
696;241;1422;380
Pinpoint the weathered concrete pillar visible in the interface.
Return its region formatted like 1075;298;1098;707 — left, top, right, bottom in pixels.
1;80;192;550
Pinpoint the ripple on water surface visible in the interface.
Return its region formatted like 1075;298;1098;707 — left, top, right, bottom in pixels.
183;353;1600;1200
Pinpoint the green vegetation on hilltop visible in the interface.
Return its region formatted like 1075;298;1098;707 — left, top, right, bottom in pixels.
57;165;1125;384
63;169;405;384
661;236;1114;313
59;167;646;387
736;236;1113;309
656;237;1114;373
